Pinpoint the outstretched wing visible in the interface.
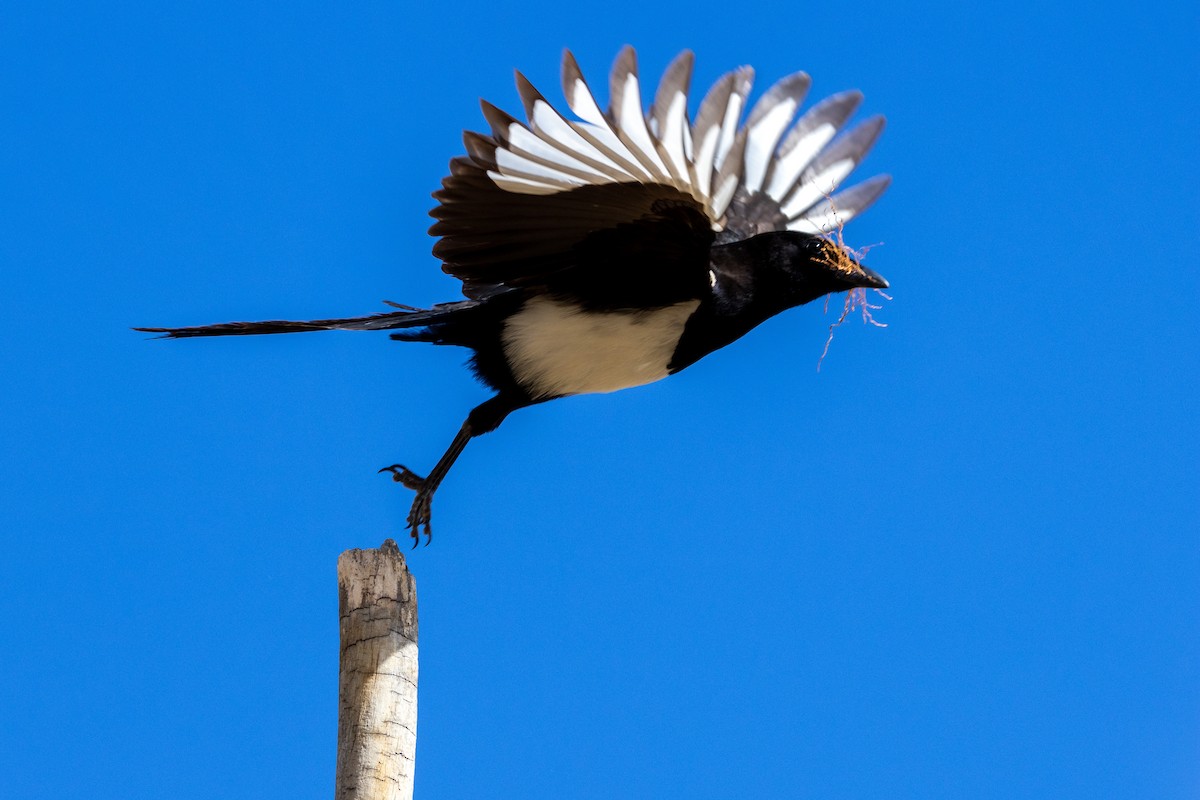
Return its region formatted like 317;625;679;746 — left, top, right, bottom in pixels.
430;46;888;301
432;166;715;307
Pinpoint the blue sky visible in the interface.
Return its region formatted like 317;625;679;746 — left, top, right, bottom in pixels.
2;1;1197;798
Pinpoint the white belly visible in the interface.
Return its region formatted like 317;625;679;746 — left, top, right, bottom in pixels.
501;296;701;399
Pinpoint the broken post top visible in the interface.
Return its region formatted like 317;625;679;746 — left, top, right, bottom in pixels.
337;538;417;639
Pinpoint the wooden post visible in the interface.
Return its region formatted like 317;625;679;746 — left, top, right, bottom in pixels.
335;539;418;800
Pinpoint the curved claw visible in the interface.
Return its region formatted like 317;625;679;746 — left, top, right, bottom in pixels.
381;464;435;546
378;463;427;492
406;495;433;548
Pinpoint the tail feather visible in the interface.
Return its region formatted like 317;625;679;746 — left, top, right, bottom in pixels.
135;300;477;339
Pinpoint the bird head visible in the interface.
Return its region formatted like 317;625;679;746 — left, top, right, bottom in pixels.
780;232;888;302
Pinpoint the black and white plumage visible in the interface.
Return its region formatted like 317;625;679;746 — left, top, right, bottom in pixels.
138;47;891;544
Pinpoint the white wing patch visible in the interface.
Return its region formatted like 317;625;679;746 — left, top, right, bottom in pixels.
475;46;889;235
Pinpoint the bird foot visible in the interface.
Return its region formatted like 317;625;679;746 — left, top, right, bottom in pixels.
378;464;434;547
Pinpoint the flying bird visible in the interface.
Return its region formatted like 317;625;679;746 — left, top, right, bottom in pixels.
138;47;891;545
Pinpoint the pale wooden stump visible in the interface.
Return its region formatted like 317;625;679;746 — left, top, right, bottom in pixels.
335;540;418;800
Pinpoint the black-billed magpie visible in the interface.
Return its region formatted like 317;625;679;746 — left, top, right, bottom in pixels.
138;47;891;544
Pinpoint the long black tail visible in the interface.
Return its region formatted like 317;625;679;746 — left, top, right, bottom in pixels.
134;300;478;339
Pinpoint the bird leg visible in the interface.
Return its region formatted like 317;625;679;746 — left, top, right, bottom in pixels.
379;395;518;546
379;421;472;546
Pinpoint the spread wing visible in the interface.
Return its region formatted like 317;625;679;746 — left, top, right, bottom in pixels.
430;46;889;302
432;165;715;307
